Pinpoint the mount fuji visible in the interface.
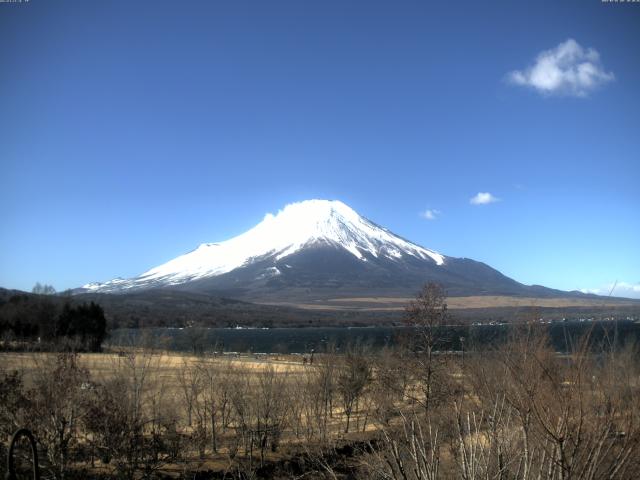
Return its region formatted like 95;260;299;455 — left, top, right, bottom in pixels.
79;199;574;302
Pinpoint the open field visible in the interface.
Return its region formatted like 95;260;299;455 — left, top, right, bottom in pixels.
0;349;381;478
2;327;640;479
0;351;309;379
264;294;640;311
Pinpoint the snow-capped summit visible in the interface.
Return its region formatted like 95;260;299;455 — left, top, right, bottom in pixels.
82;200;446;293
80;199;546;301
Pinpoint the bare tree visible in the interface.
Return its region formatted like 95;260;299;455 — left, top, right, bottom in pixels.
372;347;411;426
364;412;441;480
459;325;640;480
0;368;29;479
27;353;90;480
337;349;371;433
32;282;56;295
197;355;221;453
254;365;290;465
177;358;202;427
83;350;170;480
405;282;450;413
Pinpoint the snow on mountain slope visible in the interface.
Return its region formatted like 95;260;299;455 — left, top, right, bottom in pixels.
82;200;445;293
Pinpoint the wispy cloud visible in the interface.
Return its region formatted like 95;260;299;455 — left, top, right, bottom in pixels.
507;39;614;97
420;209;441;220
580;282;640;299
470;192;499;205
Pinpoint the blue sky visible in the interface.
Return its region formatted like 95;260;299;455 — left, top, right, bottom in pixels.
1;0;639;297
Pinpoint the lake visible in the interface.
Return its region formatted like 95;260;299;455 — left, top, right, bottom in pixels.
108;320;640;354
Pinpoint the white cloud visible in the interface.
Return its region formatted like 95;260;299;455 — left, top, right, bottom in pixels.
421;209;440;220
470;192;499;205
580;282;640;299
507;39;614;97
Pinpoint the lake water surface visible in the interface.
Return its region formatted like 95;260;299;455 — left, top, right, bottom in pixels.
109;320;639;354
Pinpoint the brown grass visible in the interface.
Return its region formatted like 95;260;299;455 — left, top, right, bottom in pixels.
263;295;639;311
0;351;309;389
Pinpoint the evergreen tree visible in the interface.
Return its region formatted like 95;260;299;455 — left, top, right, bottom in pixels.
56;302;107;351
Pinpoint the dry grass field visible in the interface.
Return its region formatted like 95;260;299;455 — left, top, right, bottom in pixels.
264;294;640;311
1;349;384;478
2;325;640;479
0;350;308;379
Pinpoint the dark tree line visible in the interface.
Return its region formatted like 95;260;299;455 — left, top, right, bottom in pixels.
56;302;107;351
0;294;107;351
